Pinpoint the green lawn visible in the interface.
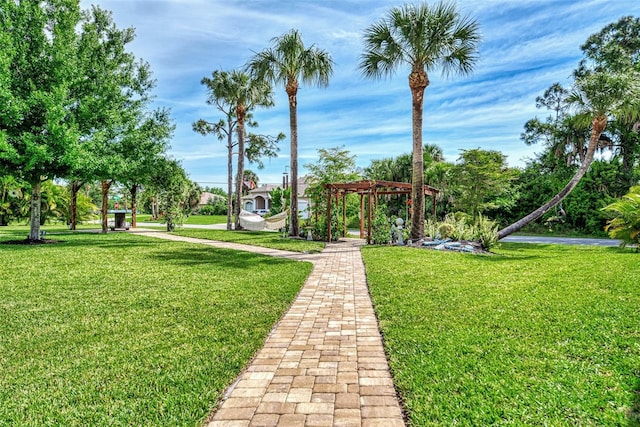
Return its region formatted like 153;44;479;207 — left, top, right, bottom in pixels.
0;229;312;426
171;228;326;253
134;214;227;225
362;243;640;426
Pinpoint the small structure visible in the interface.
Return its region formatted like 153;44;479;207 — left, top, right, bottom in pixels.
108;210;130;231
323;180;439;244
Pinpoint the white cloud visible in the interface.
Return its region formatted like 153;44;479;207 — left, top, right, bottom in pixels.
80;0;636;187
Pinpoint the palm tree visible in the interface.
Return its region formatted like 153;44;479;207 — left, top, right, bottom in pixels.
497;70;639;239
197;70;274;230
226;71;274;230
248;29;333;237
359;1;480;240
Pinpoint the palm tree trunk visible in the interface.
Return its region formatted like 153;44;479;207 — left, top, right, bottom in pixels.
234;105;247;231
227;134;233;231
497;115;607;239
409;69;428;240
287;82;299;237
28;181;42;241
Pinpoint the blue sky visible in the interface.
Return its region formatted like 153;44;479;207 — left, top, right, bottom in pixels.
80;0;636;188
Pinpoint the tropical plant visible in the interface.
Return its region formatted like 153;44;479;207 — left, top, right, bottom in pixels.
602;185;640;249
248;29;334;237
498;70;640;239
359;1;480;240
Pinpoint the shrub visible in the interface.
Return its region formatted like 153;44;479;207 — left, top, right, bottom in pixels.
473;214;499;250
371;204;391;245
602;185;640;249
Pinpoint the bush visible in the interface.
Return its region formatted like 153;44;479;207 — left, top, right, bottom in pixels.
424;213;499;250
602;185;640;249
473;214;499;250
371;204;391;245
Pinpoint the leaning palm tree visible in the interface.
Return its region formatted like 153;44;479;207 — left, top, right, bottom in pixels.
248;29;333;237
497;70;639;239
359;1;480;240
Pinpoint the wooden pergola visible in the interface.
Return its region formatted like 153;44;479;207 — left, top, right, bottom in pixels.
323;180;439;244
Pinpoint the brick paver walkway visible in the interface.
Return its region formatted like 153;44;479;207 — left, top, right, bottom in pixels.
137;230;405;426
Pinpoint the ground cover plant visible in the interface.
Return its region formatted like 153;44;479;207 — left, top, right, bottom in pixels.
0;230;312;426
171;228;326;253
362;243;640;426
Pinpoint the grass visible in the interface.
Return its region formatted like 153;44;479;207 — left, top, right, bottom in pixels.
135;214;227;225
362;243;640;426
170;228;326;253
0;228;312;426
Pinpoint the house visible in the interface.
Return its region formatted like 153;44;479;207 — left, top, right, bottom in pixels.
241;176;311;218
199;191;226;208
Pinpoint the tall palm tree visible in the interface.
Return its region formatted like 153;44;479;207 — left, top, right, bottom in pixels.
498;70;639;239
198;70;274;231
225;70;274;230
359;1;480;240
248;29;333;237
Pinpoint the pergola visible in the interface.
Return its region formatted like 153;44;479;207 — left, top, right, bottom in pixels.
323;180;439;244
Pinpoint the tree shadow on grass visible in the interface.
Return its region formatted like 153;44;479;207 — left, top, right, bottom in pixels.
629;374;640;427
151;246;296;269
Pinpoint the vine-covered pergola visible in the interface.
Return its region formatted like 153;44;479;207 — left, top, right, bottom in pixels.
323;180;439;244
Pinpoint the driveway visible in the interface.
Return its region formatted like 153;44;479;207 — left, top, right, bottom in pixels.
500;235;622;247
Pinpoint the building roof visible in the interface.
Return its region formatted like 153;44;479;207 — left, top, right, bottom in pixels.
199;191;226;205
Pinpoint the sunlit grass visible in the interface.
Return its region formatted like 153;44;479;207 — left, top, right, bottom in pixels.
171;228;326;253
0;230;311;426
362;243;640;426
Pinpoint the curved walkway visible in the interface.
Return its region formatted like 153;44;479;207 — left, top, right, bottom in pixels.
137;230;405;427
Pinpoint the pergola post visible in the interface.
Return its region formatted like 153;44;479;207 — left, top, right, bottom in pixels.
359;193;365;238
367;190;372;245
326;188;332;243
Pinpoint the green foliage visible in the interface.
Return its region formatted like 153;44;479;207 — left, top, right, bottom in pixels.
425;213;499;249
362;243;640;425
473;214;499;250
451;148;517;218
602;185;640;248
199;196;227;216
0;175;27;225
371;204;391;245
0;231;311;425
437;222;455;239
305;145;360;238
269;187;289;216
150;158;192;231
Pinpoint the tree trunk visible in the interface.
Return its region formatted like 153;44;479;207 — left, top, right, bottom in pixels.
227;133;233;231
497;115;608;239
130;184;138;228
70;181;82;230
234;104;247;231
101;179;112;233
409;69;429;240
28;181;42;241
287;80;299;237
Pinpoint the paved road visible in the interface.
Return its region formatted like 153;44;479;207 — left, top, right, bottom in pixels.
500;235;622;247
